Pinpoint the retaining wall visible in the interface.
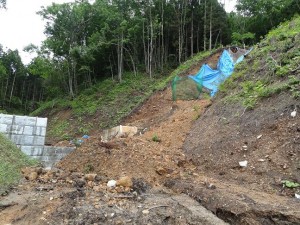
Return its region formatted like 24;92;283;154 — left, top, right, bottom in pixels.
0;114;75;169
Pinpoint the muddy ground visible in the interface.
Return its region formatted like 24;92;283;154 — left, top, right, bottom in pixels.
0;52;299;225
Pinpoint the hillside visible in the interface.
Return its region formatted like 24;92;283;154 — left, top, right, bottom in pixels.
0;17;300;225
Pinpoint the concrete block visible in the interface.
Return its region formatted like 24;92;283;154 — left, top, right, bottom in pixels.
20;146;44;156
0;124;8;133
33;136;45;146
9;134;23;145
31;146;44;156
22;135;35;145
41;127;47;136
20;146;33;155
14;116;28;126
8;125;24;135
102;125;138;141
43;161;54;170
36;118;47;127
21;145;44;157
34;127;47;136
26;117;37;126
0;115;14;124
43;146;75;155
23;126;34;135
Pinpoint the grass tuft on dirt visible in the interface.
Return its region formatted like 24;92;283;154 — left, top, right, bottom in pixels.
0;134;38;194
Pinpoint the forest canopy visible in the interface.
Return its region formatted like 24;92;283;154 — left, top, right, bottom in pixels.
0;0;299;114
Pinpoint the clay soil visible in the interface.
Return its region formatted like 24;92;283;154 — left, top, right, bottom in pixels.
0;53;299;225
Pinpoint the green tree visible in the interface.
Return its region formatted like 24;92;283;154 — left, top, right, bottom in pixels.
236;0;299;40
0;0;6;9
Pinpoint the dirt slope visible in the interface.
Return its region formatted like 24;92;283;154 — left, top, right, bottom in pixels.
1;47;299;224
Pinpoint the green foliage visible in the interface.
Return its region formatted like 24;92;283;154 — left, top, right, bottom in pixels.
240;81;265;109
220;16;300;109
30;99;71;117
193;105;202;120
275;65;290;77
236;0;299;42
84;163;94;173
152;133;161;142
282;180;300;188
232;32;255;45
288;76;300;98
47;119;70;141
0;0;6;8
0;134;38;194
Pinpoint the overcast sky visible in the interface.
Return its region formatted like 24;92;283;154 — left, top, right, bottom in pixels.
0;0;236;65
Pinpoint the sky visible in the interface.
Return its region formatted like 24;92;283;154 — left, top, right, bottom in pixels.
0;0;75;64
0;0;236;65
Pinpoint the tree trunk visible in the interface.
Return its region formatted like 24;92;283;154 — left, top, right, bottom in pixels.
149;7;153;78
9;72;16;106
161;0;164;71
117;30;124;82
209;2;212;51
142;21;149;74
191;7;194;57
67;60;75;98
203;0;207;51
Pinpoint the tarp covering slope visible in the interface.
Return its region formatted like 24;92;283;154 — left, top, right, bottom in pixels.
188;47;252;96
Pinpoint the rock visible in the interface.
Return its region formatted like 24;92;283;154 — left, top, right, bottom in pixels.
87;181;94;188
257;135;263;139
291;110;296;118
116;176;133;188
156;166;173;175
84;174;97;181
107;180;117;188
28;172;38;181
115;220;124;225
73;179;86;188
66;177;73;184
22;167;43;180
70;172;83;179
207;183;216;190
142;209;149;214
239;160;248;167
156;167;167;175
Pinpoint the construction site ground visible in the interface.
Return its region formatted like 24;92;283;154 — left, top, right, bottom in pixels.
0;53;299;225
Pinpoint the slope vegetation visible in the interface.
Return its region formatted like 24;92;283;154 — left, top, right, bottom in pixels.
0;134;38;194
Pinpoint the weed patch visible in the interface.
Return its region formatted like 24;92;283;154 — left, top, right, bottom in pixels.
0;134;38;194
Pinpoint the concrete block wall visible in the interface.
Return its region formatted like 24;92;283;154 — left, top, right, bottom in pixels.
0;114;47;146
0;114;75;169
21;146;75;169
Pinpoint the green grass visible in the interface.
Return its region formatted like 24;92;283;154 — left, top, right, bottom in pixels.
0;134;38;194
218;15;300;108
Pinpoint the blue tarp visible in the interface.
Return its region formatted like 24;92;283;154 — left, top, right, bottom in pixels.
188;48;252;96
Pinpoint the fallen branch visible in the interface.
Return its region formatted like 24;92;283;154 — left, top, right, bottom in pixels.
111;195;134;199
148;205;170;210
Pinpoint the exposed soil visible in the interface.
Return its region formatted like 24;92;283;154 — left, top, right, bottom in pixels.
1;52;299;225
